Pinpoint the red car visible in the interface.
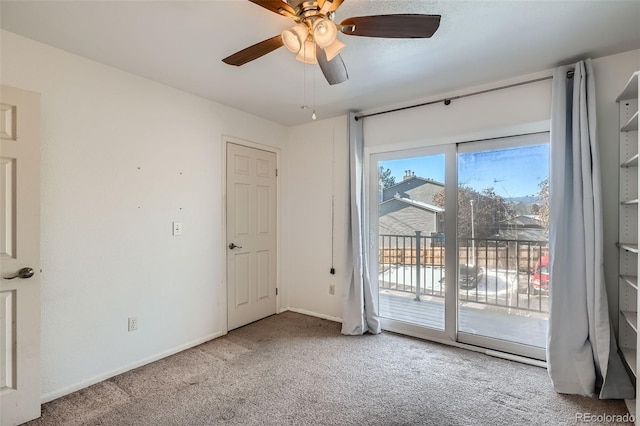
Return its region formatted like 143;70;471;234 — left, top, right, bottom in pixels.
531;256;550;294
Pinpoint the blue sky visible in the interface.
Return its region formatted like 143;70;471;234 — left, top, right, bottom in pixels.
380;144;549;198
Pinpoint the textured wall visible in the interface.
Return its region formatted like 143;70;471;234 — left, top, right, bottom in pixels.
1;30;288;400
285;116;349;321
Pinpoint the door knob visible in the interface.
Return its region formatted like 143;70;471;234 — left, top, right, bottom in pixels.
3;267;35;280
228;243;242;249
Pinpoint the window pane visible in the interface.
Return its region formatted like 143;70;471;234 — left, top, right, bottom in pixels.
377;155;446;330
457;143;549;348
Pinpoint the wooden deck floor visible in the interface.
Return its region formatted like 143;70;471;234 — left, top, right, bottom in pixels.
379;291;548;348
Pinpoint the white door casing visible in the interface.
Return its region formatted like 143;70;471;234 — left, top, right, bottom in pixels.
0;86;42;425
226;143;277;330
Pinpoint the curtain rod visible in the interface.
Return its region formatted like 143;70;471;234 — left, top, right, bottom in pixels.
354;70;574;121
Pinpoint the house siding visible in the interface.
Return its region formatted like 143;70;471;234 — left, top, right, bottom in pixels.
379;199;440;245
382;178;444;204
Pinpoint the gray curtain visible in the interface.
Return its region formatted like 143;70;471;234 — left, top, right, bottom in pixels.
342;112;381;335
547;60;633;398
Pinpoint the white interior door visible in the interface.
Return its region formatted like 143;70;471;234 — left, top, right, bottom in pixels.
226;143;277;331
0;86;42;425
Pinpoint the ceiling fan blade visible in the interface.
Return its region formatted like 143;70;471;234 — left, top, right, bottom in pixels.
318;0;345;13
248;0;296;17
316;44;348;85
222;35;284;66
340;14;441;38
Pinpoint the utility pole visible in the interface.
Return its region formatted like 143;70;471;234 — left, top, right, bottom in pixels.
470;199;475;266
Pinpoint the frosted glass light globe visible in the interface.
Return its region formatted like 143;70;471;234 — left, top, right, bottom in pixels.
281;24;309;53
313;18;337;48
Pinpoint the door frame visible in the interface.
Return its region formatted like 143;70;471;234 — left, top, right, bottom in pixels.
364;120;551;363
368;144;458;344
221;136;281;333
456;132;550;361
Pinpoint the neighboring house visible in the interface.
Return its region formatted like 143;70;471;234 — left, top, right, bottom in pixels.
379;195;444;247
382;170;444;205
379;171;445;247
493;215;547;242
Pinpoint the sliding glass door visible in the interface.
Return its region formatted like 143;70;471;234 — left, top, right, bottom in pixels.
456;134;549;359
372;145;457;342
370;133;549;360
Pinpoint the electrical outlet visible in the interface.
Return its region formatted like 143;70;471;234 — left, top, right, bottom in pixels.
128;316;138;332
329;284;336;295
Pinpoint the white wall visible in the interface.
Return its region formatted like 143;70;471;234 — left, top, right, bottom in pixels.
286;49;640;331
0;30;288;401
363;75;552;149
285;116;348;321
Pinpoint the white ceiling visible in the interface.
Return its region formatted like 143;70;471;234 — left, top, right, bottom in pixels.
1;0;639;127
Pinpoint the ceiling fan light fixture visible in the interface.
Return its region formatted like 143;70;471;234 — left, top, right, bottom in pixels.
323;38;345;61
312;18;338;48
296;40;317;64
224;2;442;89
281;23;308;53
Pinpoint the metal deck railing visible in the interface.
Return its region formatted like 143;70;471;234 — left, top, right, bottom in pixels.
378;233;549;314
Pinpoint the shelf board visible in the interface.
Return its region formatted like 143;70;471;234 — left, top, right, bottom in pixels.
622;111;639;132
618;71;638;409
617;71;639;102
621;154;639;168
618;243;639;253
621;274;639;290
622;310;638;332
620;347;637;377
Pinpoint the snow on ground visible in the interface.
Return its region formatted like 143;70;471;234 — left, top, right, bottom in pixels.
380;265;518;300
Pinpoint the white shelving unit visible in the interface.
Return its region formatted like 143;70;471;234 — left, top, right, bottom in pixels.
618;71;639;420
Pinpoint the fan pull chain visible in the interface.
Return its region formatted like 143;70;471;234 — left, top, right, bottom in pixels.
300;44;307;109
312;64;317;120
300;42;308;112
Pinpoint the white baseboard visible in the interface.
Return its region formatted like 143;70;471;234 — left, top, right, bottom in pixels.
41;330;226;404
284;307;343;324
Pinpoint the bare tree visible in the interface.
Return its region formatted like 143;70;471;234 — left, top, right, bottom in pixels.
537;178;549;230
432;186;514;241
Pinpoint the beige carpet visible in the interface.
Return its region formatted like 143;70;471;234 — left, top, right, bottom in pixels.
27;312;631;425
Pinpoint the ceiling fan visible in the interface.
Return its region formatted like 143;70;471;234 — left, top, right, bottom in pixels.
222;0;441;85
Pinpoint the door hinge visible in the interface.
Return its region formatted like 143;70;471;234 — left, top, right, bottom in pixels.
276;168;279;177
276;288;279;296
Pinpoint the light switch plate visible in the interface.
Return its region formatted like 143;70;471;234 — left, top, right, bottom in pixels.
172;222;182;236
